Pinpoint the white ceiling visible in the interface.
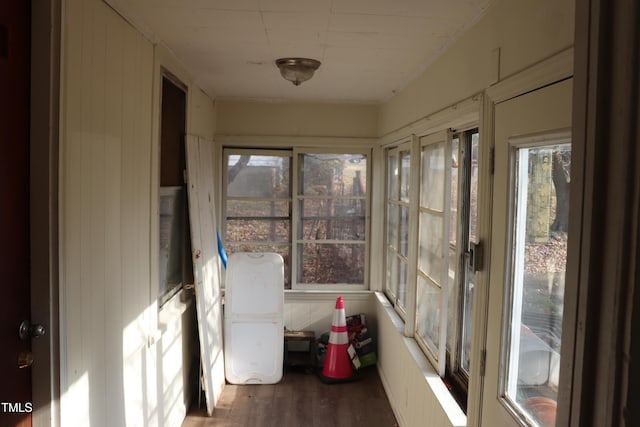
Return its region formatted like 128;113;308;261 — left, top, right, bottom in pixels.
106;0;491;103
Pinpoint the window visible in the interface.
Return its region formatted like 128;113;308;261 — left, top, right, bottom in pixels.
384;128;479;408
384;143;412;312
446;130;480;404
415;134;450;372
158;76;191;306
223;150;292;286
502;139;570;425
223;148;370;289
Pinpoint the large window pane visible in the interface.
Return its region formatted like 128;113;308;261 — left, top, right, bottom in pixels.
397;259;408;310
388;154;398;199
296;152;369;287
227;155;290;198
469;132;479;243
226;200;290;217
504;143;570;426
299;199;366;241
400;150;411;202
297;243;365;284
461;273;474;374
421;142;446;211
225;151;292;287
226;219;290;242
450;137;459;246
399;206;410;257
387;249;398;297
387;204;398;247
299;153;367;197
416;275;442;357
419;211;444;283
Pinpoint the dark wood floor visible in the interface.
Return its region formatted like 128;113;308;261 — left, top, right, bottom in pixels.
182;366;398;427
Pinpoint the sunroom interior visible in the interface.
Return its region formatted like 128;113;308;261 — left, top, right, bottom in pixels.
20;0;639;426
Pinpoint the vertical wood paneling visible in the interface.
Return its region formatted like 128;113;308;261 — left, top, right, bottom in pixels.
375;294;466;427
60;0;154;425
104;8;124;426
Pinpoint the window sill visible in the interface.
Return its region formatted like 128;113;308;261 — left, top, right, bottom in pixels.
158;288;193;326
284;289;373;302
374;292;467;427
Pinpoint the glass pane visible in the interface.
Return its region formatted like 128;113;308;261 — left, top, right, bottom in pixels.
386;249;398;297
504;143;570;426
300;199;365;241
388;153;398;199
469;132;480;243
300;153;367;197
300;198;366;217
421;142;445;211
226;243;291;288
416;275;441;358
227;155;290;198
397;259;407;310
298;243;365;284
226;200;290;217
301;218;365;241
451;137;459;246
225;219;290;242
461;270;474;374
418;211;444;284
400;150;411;202
387;204;398;248
399;206;410;257
446;246;458;354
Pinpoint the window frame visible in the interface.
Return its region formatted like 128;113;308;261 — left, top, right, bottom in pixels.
444;128;481;408
222;146;371;291
499;132;570;422
292;147;371;291
222;148;293;287
383;140;415;316
382;126;480;410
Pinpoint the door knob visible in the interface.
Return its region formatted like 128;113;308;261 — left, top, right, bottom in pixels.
19;320;46;340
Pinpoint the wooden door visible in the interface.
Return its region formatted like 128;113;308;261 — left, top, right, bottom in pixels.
0;0;32;426
481;79;573;427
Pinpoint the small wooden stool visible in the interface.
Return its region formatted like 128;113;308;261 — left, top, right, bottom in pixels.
284;331;316;369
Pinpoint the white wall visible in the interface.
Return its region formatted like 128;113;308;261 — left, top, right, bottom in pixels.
215;99;378;138
378;0;575;137
59;0;218;425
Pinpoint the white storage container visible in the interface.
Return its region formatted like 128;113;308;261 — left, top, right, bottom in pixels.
224;252;284;384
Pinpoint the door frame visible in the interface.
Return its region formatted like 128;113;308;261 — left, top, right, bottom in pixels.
29;0;61;425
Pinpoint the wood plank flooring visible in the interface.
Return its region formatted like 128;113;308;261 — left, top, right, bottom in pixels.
182;367;398;427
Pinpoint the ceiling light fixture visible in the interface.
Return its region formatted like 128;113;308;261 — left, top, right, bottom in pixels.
275;58;321;86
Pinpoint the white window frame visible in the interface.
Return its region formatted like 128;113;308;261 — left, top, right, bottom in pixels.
383;140;418;317
222;146;371;291
414;130;452;376
382;124;480;403
292;147;371;291
500;131;571;421
222;148;293;287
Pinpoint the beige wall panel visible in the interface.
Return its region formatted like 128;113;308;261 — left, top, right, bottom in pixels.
283;293;374;337
379;0;574;136
375;294;466;427
58;0;186;425
189;88;216;139
215;100;378;138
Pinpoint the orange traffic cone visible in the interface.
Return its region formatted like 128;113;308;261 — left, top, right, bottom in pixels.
319;296;355;383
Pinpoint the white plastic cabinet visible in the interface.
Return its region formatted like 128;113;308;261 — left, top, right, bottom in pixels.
224;252;284;384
